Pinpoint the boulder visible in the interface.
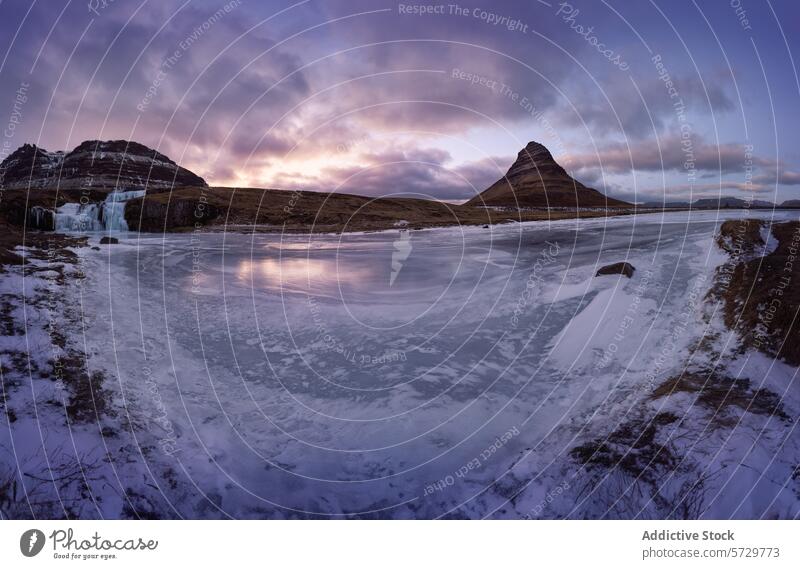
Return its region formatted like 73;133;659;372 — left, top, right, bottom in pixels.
99;236;119;245
596;262;635;278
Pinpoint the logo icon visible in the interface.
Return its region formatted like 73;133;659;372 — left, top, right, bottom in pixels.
390;230;412;286
20;529;45;557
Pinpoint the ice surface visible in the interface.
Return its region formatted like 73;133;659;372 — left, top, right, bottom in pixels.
3;209;799;519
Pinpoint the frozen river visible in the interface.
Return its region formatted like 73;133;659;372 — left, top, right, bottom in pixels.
67;210;799;518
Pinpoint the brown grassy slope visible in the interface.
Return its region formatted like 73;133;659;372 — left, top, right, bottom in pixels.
466;176;631;209
127;186;640;233
714;218;765;256
711;220;800;365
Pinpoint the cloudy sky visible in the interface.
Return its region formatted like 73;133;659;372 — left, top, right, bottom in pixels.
1;0;799;203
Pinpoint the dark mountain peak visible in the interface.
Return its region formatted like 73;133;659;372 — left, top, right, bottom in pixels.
0;144;63;183
506;140;565;180
4;142;51;162
519;140;554;160
10;142;41;154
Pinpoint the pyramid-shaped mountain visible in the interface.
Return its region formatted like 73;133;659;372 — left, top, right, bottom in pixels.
466;141;629;208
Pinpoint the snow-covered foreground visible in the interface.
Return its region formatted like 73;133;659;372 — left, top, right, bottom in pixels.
2;210;799;519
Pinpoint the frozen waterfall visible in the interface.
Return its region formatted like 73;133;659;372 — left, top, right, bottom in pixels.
54;189;146;232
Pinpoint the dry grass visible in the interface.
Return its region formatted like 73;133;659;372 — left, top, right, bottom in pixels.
710;220;800;365
715;219;764;256
571;412;680;479
650;370;788;420
0;214;104;425
132;186;644;233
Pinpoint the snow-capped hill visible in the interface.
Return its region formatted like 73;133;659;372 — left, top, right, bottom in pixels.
0;139;207;191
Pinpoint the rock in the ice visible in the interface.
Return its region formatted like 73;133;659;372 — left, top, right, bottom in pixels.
596;262;635;278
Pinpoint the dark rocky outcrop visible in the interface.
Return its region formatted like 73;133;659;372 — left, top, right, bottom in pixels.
124;195;219;231
0;140;207;191
465;141;630;209
0;192;54;227
596;262;635;278
99;236;118;245
27;206;55;230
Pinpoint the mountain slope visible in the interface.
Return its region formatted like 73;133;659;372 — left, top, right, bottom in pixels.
465;141;630;208
0;140;207;191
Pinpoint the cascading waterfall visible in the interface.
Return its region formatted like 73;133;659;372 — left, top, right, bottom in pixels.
54;189;146;232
